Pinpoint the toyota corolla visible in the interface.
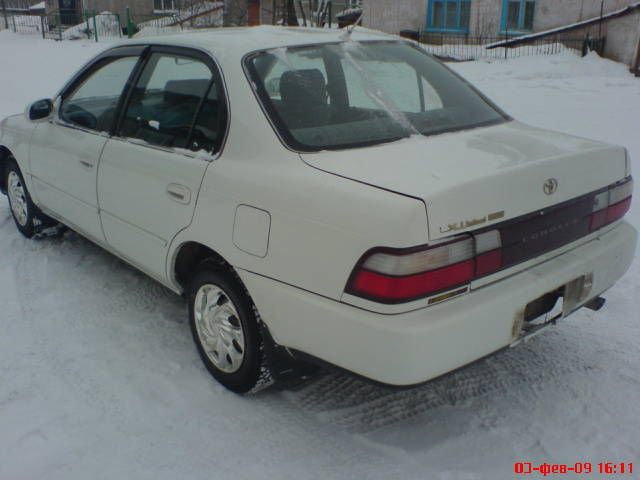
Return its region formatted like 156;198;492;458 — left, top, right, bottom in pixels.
0;26;636;393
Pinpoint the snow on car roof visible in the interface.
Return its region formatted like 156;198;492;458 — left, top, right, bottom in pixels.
124;25;396;58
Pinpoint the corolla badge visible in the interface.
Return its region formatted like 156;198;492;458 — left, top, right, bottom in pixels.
543;178;558;195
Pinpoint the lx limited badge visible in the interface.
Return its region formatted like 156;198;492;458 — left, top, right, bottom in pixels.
543;178;558;195
439;210;505;233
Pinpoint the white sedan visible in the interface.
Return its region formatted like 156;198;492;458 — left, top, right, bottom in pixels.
0;26;636;393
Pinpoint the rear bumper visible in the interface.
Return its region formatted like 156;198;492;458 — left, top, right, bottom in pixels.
239;221;637;386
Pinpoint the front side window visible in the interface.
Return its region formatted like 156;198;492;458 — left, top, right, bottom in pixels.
119;52;226;153
245;41;507;152
501;0;535;32
427;0;471;33
60;56;139;132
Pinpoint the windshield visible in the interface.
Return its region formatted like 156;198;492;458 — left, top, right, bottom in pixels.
244;41;508;152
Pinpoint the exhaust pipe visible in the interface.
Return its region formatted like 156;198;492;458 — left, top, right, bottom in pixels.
584;296;606;311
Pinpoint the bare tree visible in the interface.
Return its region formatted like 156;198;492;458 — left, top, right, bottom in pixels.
285;0;298;25
224;0;248;26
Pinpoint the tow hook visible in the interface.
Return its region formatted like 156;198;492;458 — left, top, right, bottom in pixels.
584;296;606;311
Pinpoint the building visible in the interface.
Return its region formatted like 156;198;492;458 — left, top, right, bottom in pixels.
363;0;640;67
258;0;361;26
41;0;229;27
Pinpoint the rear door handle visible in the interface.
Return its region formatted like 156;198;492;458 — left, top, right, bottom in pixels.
79;159;94;169
167;183;191;204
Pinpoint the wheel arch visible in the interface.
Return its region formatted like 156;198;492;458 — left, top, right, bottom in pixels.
171;241;235;293
0;145;13;194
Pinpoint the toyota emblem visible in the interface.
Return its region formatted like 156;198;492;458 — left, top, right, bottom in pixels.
543;178;558;195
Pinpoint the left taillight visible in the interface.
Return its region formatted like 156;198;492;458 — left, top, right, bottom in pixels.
590;177;633;231
345;231;502;304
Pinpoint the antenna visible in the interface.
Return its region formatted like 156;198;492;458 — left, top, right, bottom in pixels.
341;10;363;39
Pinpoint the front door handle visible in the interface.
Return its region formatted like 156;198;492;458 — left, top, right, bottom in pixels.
79;159;94;169
167;183;191;204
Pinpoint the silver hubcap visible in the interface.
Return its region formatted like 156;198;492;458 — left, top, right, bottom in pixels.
194;284;245;373
7;171;28;227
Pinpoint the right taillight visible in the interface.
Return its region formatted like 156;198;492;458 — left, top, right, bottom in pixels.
590;177;633;231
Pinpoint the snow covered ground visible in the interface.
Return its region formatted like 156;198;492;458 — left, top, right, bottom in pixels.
0;31;639;479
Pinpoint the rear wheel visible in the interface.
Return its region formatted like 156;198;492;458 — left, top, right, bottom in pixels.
5;160;57;238
188;265;272;393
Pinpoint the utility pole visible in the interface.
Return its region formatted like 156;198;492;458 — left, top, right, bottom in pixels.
1;0;9;30
633;35;640;77
598;0;604;39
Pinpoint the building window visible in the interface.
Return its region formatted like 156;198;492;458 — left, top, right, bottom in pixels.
426;0;471;33
154;0;177;12
500;0;535;33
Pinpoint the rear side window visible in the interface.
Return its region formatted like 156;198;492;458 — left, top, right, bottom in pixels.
60;56;139;133
119;52;226;153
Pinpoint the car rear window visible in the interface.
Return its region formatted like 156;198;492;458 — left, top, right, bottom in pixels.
244;41;508;152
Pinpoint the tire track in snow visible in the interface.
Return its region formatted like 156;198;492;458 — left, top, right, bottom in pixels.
284;327;602;433
1;204;634;450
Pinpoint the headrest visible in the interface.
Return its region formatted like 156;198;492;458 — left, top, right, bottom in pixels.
279;69;327;109
164;79;210;103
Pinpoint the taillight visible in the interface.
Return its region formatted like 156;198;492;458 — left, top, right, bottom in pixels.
346;231;502;304
347;177;632;305
590;177;633;231
474;229;502;277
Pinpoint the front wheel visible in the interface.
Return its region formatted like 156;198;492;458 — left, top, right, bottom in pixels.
6;161;38;237
188;266;272;393
5;160;59;238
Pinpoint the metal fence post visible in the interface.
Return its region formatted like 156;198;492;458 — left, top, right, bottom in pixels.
504;26;508;60
1;0;8;30
40;14;46;38
298;0;306;26
126;7;133;38
93;13;98;41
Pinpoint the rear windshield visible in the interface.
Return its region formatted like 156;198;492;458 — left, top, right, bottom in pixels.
244;40;508;152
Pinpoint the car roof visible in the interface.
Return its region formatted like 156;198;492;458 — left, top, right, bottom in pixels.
125;25;397;57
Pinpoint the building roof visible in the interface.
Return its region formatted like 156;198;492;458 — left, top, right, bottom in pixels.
125;25;395;57
487;1;640;49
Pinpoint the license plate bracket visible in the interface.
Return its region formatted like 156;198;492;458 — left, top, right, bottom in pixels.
562;273;594;316
512;273;594;346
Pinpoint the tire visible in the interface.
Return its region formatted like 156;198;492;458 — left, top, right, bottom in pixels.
188;265;270;393
5;160;43;238
5;160;58;239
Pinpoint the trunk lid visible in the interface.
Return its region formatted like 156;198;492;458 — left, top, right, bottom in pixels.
300;121;628;240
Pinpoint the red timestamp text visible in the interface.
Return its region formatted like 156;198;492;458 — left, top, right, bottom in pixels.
514;461;634;476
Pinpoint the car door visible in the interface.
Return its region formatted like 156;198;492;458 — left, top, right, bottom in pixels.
98;46;228;281
29;47;144;242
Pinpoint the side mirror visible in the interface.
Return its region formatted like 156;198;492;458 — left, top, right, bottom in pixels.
27;99;53;121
